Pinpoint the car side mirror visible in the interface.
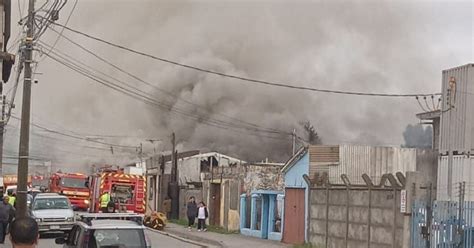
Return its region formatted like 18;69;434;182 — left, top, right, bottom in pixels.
55;237;66;244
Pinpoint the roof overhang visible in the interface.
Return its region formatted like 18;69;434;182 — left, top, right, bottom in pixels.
416;110;441;120
281;146;308;173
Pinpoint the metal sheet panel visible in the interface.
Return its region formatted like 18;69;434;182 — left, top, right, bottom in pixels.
437;156;474;201
440;64;474;154
326;145;417;185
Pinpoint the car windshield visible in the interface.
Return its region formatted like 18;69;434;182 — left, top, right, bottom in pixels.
60;177;87;188
33;198;70;210
88;229;146;248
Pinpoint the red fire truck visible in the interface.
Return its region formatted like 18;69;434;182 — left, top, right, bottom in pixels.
49;173;90;211
88;167;146;214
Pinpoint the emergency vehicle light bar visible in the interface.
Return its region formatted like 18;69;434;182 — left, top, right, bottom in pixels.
78;213;144;226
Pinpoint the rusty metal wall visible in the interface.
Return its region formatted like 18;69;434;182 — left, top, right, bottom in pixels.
324;145;417;185
440;64;474;154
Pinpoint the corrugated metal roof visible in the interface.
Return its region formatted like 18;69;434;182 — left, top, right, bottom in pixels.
308;145;417;185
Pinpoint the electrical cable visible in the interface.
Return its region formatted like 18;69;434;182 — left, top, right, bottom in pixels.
416;96;428;112
423;96;432;111
36;40;289;137
431;95;436;111
39;45;292;141
10;114;139;149
44;26;284;133
43;18;441;98
39;0;77;62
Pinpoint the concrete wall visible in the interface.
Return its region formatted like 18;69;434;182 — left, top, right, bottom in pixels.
309;187;405;248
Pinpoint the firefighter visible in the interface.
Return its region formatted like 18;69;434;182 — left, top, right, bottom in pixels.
100;190;111;213
7;191;15;207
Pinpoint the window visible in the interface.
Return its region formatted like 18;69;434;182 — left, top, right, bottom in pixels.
88;229;146;248
33;198;70;210
112;184;134;204
245;196;251;228
67;226;80;246
273;197;283;233
148;177;154;201
60;178;87;188
255;196;262;230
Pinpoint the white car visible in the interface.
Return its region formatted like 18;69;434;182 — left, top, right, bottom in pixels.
31;193;75;233
55;213;151;248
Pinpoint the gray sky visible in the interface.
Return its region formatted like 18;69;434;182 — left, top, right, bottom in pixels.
3;0;473;171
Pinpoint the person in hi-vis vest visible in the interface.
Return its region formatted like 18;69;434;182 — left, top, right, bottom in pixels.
100;190;111;213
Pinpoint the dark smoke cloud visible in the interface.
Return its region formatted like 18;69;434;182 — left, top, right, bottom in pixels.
3;0;472;170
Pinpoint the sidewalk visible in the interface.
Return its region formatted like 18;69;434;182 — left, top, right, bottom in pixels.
163;223;290;248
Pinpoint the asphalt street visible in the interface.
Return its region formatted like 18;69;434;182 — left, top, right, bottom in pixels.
0;229;201;247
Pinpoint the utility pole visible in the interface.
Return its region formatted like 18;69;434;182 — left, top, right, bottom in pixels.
171;132;176;180
169;132;179;219
0;95;6;177
16;0;35;218
447;77;456;201
138;142;143;166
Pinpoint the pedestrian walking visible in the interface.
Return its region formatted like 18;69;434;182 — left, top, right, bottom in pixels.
0;196;15;244
186;196;197;230
196;201;208;232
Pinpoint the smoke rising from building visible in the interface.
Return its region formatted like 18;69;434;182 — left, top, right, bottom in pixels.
3;0;472;169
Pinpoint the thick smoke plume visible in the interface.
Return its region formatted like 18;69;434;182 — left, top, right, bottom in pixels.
3;0;472;170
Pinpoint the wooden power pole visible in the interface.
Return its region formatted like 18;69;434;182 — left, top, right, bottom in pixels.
16;0;35;218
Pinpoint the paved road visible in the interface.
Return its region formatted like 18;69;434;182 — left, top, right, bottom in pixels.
2;229;201;247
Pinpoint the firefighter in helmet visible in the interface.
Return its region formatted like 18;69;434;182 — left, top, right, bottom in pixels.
100;190;111;213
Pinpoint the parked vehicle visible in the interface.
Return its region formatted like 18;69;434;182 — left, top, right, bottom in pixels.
55;213;151;248
31;193;75;234
88;167;146;214
49;173;90;211
3;175;32;195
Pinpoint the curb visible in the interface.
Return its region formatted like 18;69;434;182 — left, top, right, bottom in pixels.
146;227;224;248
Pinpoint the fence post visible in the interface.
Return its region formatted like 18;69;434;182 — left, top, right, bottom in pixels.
325;184;329;248
367;186;372;248
392;187;397;248
426;183;432;248
345;185;350;248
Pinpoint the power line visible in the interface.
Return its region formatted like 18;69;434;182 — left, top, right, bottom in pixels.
39;0;78;62
38;43;292;140
44;26;284;133
10;114;139;149
37;39;290;137
43;19;441;98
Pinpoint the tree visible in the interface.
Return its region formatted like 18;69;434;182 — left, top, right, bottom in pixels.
402;124;432;148
301;121;322;145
